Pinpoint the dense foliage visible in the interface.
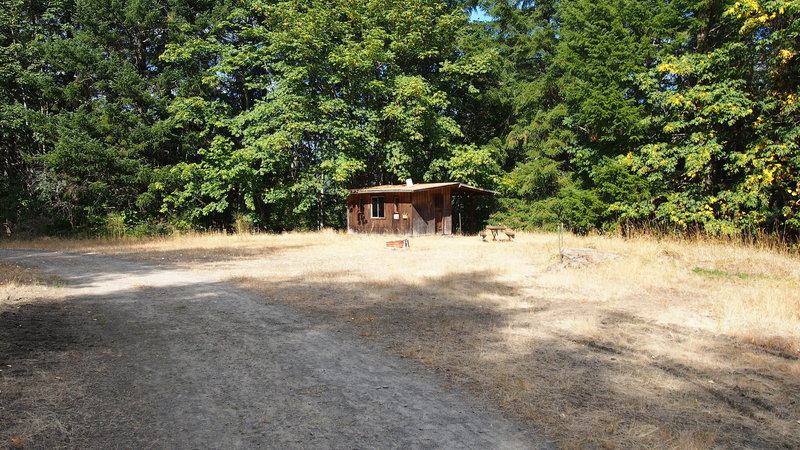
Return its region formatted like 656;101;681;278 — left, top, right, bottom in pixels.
1;0;797;240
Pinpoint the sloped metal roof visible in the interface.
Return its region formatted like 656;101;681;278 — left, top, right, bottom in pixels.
349;182;496;196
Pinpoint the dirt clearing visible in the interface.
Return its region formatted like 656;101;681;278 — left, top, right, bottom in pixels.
2;231;800;448
1;250;544;449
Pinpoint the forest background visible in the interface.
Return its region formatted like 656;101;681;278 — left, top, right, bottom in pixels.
1;0;798;241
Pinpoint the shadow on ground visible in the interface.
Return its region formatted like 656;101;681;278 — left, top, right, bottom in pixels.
235;271;800;448
101;243;311;265
0;294;107;449
0;242;312;266
0;300;94;363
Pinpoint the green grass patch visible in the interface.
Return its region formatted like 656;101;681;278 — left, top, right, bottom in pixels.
691;267;767;280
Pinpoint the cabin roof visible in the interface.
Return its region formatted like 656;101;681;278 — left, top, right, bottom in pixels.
349;182;496;196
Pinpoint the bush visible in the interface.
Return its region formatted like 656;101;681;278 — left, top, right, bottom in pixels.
490;197;560;231
130;222;171;237
101;212;126;239
490;186;606;233
233;213;255;234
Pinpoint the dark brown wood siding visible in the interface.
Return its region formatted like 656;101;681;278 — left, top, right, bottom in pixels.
410;188;452;236
347;193;413;235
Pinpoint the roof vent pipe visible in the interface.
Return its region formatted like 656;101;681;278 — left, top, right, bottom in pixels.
405;178;413;187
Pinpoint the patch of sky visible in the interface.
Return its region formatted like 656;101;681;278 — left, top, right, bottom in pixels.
469;6;494;23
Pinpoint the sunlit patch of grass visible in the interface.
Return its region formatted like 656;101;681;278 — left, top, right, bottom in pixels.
0;261;45;287
0;262;62;306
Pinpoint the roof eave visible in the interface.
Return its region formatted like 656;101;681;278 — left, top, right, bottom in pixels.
451;183;498;196
348;182;497;196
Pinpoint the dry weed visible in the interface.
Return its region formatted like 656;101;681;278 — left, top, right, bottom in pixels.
1;261;46;287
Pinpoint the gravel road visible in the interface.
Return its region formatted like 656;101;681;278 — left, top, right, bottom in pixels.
1;249;549;449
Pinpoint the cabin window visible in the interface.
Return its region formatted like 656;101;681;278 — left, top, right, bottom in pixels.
371;196;385;218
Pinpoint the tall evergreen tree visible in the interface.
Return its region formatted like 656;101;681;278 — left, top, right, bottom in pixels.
480;0;692;232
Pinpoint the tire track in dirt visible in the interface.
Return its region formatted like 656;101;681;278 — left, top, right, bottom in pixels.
1;249;549;449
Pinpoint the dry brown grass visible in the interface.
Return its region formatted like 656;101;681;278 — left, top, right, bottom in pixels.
0;262;84;448
0;261;61;304
3;231;799;447
1;261;47;287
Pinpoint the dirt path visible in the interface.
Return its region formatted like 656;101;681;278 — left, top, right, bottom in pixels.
1;249;548;449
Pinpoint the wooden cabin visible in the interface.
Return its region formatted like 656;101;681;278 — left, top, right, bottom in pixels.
347;182;496;236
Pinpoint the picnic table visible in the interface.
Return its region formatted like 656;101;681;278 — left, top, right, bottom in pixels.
485;225;515;241
486;225;505;240
480;226;515;241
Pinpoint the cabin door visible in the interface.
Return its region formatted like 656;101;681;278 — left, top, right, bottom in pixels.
434;194;444;234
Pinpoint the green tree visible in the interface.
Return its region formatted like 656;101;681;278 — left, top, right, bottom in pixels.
479;0;691;232
0;0;68;233
628;0;799;237
155;0;481;230
1;0;228;233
